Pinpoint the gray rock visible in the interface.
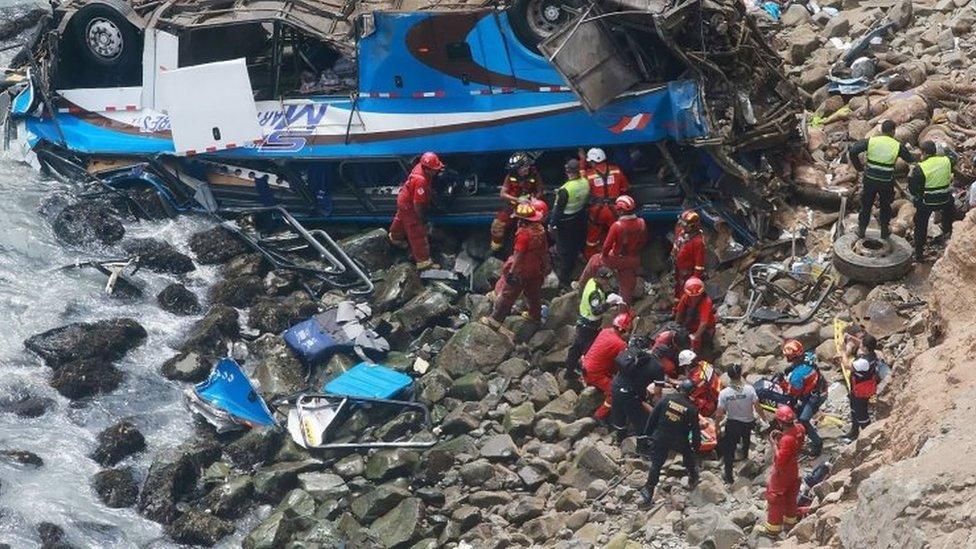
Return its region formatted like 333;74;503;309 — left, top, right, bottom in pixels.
522;372;560;406
782;322;822;350
738;324;782;357
559;418;597;441
373;263;423;313
416;369;453;405
50;359;123;400
533;418;561;441
161;351;211;382
252;460;321;502
503;401;536;437
497;357;530;379
554;488;585;511
517;463;551;489
156;284;202;316
435;322;514;378
689;472;728;506
468;490;510;508
538;390;579;421
682;506;744;549
369;498;423;549
247;294;318;335
333;454;365;479
364;449;421;482
138;442;222;524
471;257;504;293
209;276;265;308
350;483;411;522
574;387;604;418
92;467;138;508
788;25;821;65
0;449;42;467
440;403;481;435
507;497;545;522
91;421;145;466
52;200;124;246
459;459;495;486
25;318;147;369
189;226;249;265
559;445;620;490
298;472;349;502
0;393;53;418
248;334;306;399
122;238;195;274
448;372;488;401
395;289;452;334
180;305;240;357
339;228;394;271
225;429;285;469
479;434;519;462
293;520;345;546
781;4;810;26
165;508;234;547
200;475;254;519
243;489;316;549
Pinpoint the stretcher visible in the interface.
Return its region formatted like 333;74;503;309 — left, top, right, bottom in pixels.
753;377;846;429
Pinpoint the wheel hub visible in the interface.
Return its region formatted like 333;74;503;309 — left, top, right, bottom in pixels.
852;237;892;258
86;18;123;60
527;0;571;38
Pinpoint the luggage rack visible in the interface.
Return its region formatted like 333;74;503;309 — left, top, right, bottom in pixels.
222;206;374;296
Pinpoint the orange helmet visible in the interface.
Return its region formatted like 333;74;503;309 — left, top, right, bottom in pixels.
680;210;700;226
613;311;634;331
775;405;796;423
420;152;444;171
782;339;804;360
684;276;705;297
615;195;636;214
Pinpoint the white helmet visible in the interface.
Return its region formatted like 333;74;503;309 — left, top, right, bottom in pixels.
678;349;697;367
586;148;606;163
852;358;871;372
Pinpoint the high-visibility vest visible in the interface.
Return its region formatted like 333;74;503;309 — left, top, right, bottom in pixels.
579;277;605;322
865;135;901;183
919;155;952;206
561;177;589;216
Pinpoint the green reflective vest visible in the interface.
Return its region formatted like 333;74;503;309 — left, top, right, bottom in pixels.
579;277;605;321
561;177;590;216
865;135;901;183
919;155;952;206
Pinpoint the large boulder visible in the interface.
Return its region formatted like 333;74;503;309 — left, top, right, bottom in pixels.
448;372;488;401
161;351;211;382
252;460;321;502
189;226;249;265
92;467;139;508
209;276;265;308
91;421;146;466
369;498;423;549
372;263;423;313
156;283;202;316
138;442;221;524
0;449;42;467
25;318;147;369
180;305;240;357
738;324;782;357
682;506;744;549
200;474;254;519
394;289;452;334
165;508;235;547
242;489;316;549
297;472;349;503
49;359;123;400
225;429;285;469
479;434;519;462
247;334;306;399
471;257;503;293
559;445;620;490
339;228;394;271
350;483;411;522
0;392;53;418
503;401;536;438
121;238;195;274
364;449;421;482
52;201;124;246
247;294;318;335
434;322;513;378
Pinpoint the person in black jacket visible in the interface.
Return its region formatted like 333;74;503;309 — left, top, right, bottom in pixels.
610;337;666;439
639;380;701;505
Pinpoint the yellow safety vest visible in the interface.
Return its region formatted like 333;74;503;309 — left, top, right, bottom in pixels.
919;155;952;206
561;177;589;216
579;277;605;321
865;135;901;182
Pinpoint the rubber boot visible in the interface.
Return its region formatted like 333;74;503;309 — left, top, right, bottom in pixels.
639;486;655;506
416;259;440;270
758;523;782;538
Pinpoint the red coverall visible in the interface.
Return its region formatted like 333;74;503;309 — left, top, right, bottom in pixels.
491;170;544;249
673;294;716;352
491;222;550;322
581;327;628;419
687;361;721;417
389;163;433;263
650;331;680;378
579;215;647;303
766;423;807;531
584;164;630;258
672;230;706;298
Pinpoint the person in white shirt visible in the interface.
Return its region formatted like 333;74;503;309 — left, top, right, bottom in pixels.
714;364;766;484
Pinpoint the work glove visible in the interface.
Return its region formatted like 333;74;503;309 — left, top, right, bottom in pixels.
606;293;625;306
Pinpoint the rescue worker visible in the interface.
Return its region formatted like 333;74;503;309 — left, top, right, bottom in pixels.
779;339;827;457
908;140;957;261
672;210;706;298
483;199;550;327
389;152;445;269
582;148;630;258
714;364;765;484
673;277;716;352
848;120;915;240
565;268;625;373
678;350;721;418
550;159;590;285
610;337;667;438
759;405;806;538
578;195;647;303
581;311;633;420
639;379;701;505
845;357;880;440
650;323;692;380
491;152;545;253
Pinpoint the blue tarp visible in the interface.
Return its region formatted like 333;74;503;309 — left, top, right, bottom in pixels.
193;358;276;428
324;362;413;399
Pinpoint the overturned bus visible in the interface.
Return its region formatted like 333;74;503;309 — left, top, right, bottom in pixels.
3;0;801;241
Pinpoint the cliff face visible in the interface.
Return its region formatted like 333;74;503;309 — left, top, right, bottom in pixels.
789;211;976;548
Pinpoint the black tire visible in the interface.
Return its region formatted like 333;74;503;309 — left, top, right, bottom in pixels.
832;230;913;283
508;0;586;50
68;4;141;71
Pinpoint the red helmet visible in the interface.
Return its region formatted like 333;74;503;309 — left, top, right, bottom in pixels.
684;277;705;297
420;152;444;171
775;405;796;423
613;311;634;331
615;195;636;214
530;198;549;221
782;339;804;360
680;210;700;226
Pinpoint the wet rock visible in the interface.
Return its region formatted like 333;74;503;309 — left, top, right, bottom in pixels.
92;467;139;508
435;322;513;378
25;318;147;369
503;401;536;438
252;460;321;502
225;429;285;469
222;253;270;279
372;263;423;313
189;226;249;265
293;521;345;546
1;449;42;467
91;421;146;466
333;454;365;479
448;371;488;401
243;489;316;549
38;522;73;549
298;472;349;503
180;305;240;356
369;498;423;549
248;334;306;399
395;289;452;333
339;228;393;271
350;483;411;522
161;351;210;382
209;275;265;308
138;442;221;524
0;394;53;418
121;238;195;274
364;449;421;482
165;508;234;547
200;474;254;519
52;201;124;246
479;434;519;462
50;359;123;400
247;294;318;335
156;283;202;316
